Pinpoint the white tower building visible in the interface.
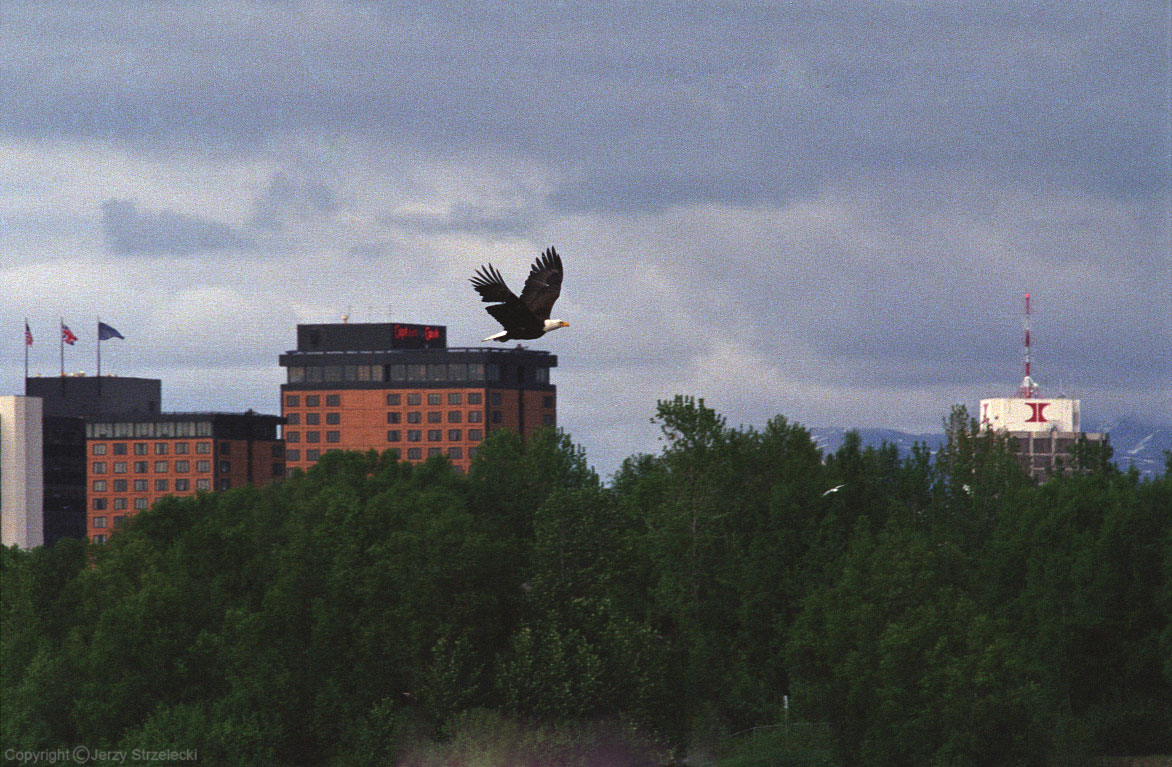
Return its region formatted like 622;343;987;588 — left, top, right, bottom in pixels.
1;395;45;549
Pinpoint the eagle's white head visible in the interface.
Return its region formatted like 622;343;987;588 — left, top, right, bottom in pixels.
543;319;570;334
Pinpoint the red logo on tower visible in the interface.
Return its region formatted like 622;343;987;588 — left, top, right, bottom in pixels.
1024;402;1049;423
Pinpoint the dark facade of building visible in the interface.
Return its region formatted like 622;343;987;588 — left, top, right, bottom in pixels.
84;412;285;543
26;376;162;418
24;376;163;545
279;323;557;473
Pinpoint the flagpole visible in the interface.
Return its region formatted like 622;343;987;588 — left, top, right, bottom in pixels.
24;318;29;390
59;317;65;377
97;316;102;380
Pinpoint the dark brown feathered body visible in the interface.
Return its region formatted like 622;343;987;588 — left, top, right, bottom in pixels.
471;248;568;342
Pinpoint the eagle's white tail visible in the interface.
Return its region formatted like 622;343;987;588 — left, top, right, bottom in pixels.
482;330;509;342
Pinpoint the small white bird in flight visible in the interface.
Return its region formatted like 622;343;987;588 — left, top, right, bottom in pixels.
822;484;845;496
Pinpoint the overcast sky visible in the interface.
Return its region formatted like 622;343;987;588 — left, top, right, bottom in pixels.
3;1;1169;477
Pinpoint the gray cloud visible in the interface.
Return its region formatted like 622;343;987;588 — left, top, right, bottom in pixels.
101;199;253;256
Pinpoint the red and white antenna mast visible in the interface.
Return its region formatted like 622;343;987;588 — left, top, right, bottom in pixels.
1016;292;1039;398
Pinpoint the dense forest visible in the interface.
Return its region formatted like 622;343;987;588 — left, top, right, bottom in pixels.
3;397;1170;766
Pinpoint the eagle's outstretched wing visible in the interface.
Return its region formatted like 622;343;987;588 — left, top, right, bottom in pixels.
518;247;563;322
471;262;542;336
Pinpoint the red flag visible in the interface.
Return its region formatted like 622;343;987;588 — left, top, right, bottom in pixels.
24;322;33;346
61;323;78;345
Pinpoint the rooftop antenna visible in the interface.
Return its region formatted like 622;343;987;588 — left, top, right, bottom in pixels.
1016;292;1039;398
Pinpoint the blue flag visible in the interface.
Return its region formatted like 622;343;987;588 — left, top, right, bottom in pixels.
98;321;125;341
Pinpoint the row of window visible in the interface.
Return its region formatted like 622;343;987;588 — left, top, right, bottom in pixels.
92;515;127;528
286;362;549;385
92;480;213;508
93;460;219;474
86;421;215;439
385;429;484;443
286;447;476;463
284;392;555;409
93;441;212;455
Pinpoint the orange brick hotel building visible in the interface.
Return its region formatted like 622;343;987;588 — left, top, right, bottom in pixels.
279;323;557;475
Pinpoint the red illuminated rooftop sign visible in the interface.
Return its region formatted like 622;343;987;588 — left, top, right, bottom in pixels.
391;323;446;349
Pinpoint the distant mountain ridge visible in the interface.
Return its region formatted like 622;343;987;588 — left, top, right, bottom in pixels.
808;418;1170;480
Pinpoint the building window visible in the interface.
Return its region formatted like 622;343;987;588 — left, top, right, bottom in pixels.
543;415;555;426
285;413;301;425
468;411;483;423
467;392;482;405
407;448;422;460
389;365;406;382
219;479;231;491
387;430;401;442
491;411;502;424
305;395;320;407
286;394;300;407
306;450;320;461
428;393;442;405
407;430;421;442
155;443;168;455
93;515;107;527
175;442;189;454
92;443;107;455
408;364;427;382
271;445;284;458
468;429;482;441
448;430;462;441
196;460;211;472
323;366;342;382
155;461;168;472
326;412;340;425
306;413;321;425
219;461;231;474
305;367;322;383
490;392;502;405
427;411;442;423
285;450;300;462
113;497;127;510
448;447;462;460
428;447;442;457
134;443;148;455
175;479;190;492
535;368;549;384
155;479;169;491
219;442;232;455
196;442;211;454
407;393;421;405
272;463;284;477
113;443;128;454
92;534;107;544
134;461;148;473
448;392;462;405
428;430;442;442
387;412;401;424
175;461;190;473
93;480;107;492
286;431;300;443
543;396;554;408
134;498;149;510
326;394;340;406
386;393;401;406
113;515;127;528
93;462;107;474
305;431;320;443
113;479;128;492
196;479;211;491
113;462;127;474
407;412;422;424
447;411;462;423
134;479;147;491
288;366;305;383
468;447;478;459
93;498;107;511
326;431;340;443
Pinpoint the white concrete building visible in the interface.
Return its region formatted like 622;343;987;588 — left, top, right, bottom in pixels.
1;395;45;549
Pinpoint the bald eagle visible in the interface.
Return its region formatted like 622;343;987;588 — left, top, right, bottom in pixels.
471;247;569;342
